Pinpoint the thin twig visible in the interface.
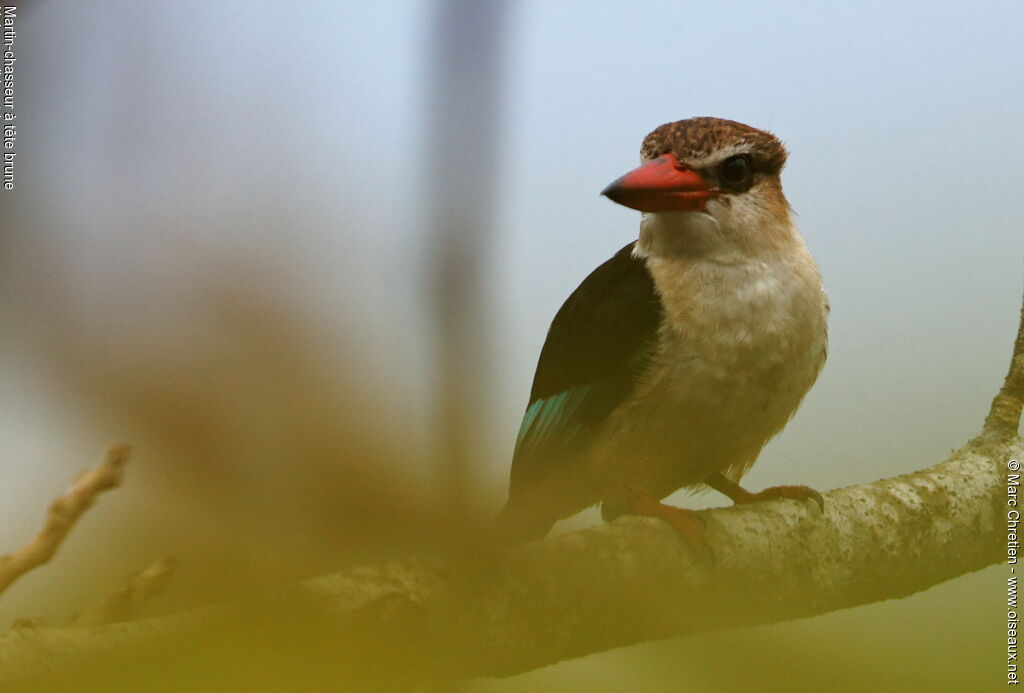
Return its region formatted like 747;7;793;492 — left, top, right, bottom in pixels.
983;285;1024;440
0;446;131;597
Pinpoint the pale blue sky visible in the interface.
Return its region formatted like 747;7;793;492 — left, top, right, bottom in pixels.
5;0;1022;521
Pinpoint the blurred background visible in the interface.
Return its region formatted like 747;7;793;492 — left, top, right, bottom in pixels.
1;1;1021;690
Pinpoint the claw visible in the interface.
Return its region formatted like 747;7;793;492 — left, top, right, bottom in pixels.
620;485;714;564
743;484;825;513
805;488;825;513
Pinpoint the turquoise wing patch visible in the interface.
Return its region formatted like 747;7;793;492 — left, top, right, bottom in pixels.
515;385;596;452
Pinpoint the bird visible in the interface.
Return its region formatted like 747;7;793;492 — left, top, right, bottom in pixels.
495;117;829;546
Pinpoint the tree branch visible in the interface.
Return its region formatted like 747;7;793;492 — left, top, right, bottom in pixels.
983;285;1024;441
70;557;177;626
0;446;131;597
0;294;1020;688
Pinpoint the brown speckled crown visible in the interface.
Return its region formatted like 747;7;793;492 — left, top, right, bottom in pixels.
640;117;787;174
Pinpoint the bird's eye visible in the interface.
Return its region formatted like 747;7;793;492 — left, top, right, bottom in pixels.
719;154;753;189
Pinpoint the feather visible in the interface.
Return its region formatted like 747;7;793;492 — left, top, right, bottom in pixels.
507;242;662;502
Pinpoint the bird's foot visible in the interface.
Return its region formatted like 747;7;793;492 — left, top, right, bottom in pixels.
620;485;714;564
735;485;824;512
704;473;824;512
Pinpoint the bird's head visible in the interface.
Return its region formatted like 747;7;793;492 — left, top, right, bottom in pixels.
602;117;794;260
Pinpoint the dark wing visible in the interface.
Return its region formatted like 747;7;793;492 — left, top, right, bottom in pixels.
509;242;662;498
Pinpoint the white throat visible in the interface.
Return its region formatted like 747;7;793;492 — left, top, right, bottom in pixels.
635;201;798;264
635;211;723;260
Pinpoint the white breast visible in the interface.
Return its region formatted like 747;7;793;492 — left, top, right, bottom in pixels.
594;240;828;494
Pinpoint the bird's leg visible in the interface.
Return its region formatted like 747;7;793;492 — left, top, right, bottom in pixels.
618;485;713;561
704;472;824;511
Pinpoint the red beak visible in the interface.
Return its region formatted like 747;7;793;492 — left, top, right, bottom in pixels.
601;153;717;212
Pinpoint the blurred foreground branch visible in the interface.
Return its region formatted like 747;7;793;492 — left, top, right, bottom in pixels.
70;557;177;627
0;297;1019;689
0;446;131;598
428;0;509;535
